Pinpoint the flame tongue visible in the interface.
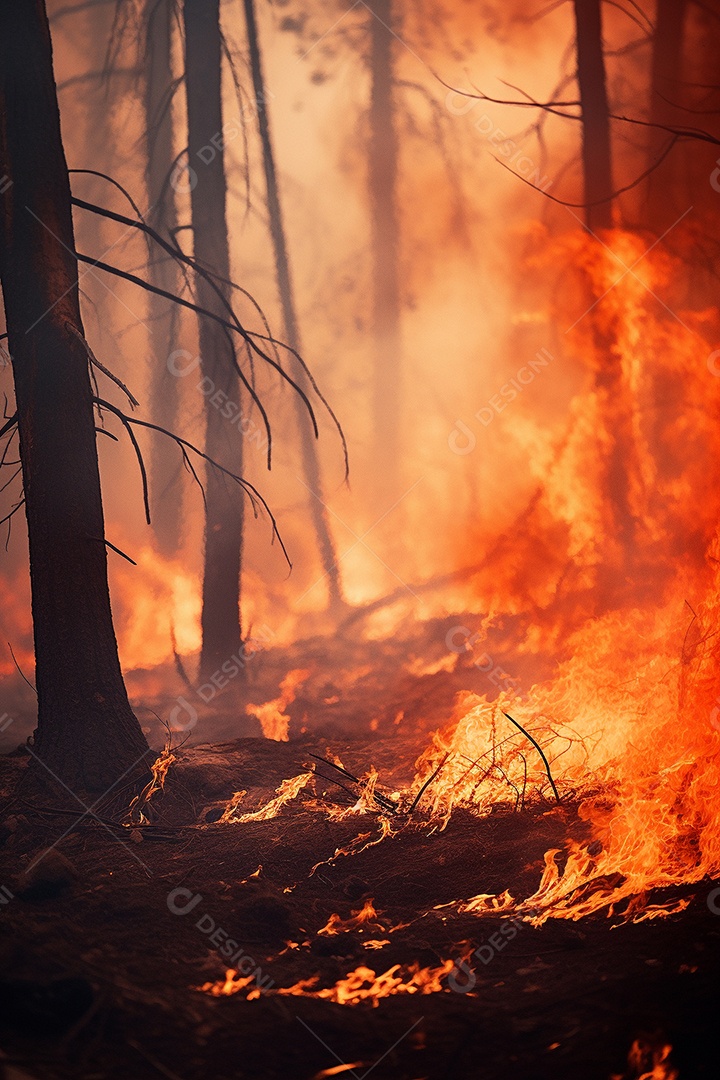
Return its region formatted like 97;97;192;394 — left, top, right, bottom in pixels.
246;668;310;741
199;960;456;1005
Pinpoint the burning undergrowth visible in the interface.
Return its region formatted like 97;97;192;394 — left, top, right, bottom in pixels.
136;233;720;954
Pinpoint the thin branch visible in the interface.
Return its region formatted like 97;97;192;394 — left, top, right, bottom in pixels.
66;322;139;408
94;396;292;569
492;133;679;208
0;414;18;440
502;712;560;803
97;397;151;524
88;536;137;565
308;753;397;813
408;751;451;815
72;197;349;479
0;497;25;530
7;641;36;694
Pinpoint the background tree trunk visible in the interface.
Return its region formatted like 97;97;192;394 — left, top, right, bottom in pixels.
368;0;402;495
183;0;243;680
144;0;183;555
572;0;637;603
0;0;150;791
645;0;687;230
573;0;613;231
242;0;344;612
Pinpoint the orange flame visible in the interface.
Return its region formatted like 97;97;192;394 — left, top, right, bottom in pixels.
317;898;385;936
222;772;314;823
200;960;455;1005
246;668;311;741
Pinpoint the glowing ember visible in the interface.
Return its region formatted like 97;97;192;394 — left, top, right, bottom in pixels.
611;1037;678;1080
199;960;455;1005
317;898;385;936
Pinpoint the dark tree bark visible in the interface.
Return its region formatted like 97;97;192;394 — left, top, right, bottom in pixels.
367;0;402;492
0;0;150;791
144;0;183;555
242;0;344;611
573;0;613;231
645;0;687;228
572;2;638;601
183;0;243;680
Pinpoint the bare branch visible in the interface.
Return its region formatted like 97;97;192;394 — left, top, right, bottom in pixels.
66;322;140;409
93;396;292;569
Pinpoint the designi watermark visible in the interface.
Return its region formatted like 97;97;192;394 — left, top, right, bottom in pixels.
446;626;522;701
171;97;274;194
167;886;274;992
167;350;268;453
169;625;275;732
449;348;554;454
445;96;552;192
449;909;540;993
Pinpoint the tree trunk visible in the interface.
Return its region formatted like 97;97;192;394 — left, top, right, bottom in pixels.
183;0;243;680
144;0;183;555
573;0;613;231
242;0;344;611
645;0;687;228
0;0;150;792
368;0;402;493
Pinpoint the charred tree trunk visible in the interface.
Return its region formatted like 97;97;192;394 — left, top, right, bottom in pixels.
573;0;613;231
646;0;687;228
144;0;182;554
573;1;637;600
183;0;243;680
242;0;344;612
0;0;150;791
368;0;402;493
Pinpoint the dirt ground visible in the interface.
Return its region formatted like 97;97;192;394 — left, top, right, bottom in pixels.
0;728;718;1080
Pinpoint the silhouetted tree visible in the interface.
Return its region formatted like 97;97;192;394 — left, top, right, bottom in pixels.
242;0;345;611
0;0;151;790
144;0;183;554
183;0;244;679
367;0;402;492
573;0;613;231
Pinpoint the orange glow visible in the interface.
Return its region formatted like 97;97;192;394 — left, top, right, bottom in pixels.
200;960;455;1005
408;234;720;921
127;744;176;824
246;668;311;741
317;898;385;936
222;772;314;823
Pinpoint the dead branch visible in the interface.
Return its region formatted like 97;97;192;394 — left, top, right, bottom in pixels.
0;496;24;530
502;711;560;803
408;751;451;815
339;561;486;629
66;322;139;408
71;193;349;479
87;536;137;565
0;413;18;440
7;641;36;694
94;396;292;569
308;753;398;813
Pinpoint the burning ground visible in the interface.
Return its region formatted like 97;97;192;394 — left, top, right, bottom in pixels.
0;602;719;1079
2;0;720;1077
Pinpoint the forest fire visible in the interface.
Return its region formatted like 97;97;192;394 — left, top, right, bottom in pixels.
199;959;456;1005
1;0;720;1077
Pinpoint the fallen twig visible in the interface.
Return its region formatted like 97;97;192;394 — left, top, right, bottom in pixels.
502;711;560;803
308;753;398;813
408;751;451;815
